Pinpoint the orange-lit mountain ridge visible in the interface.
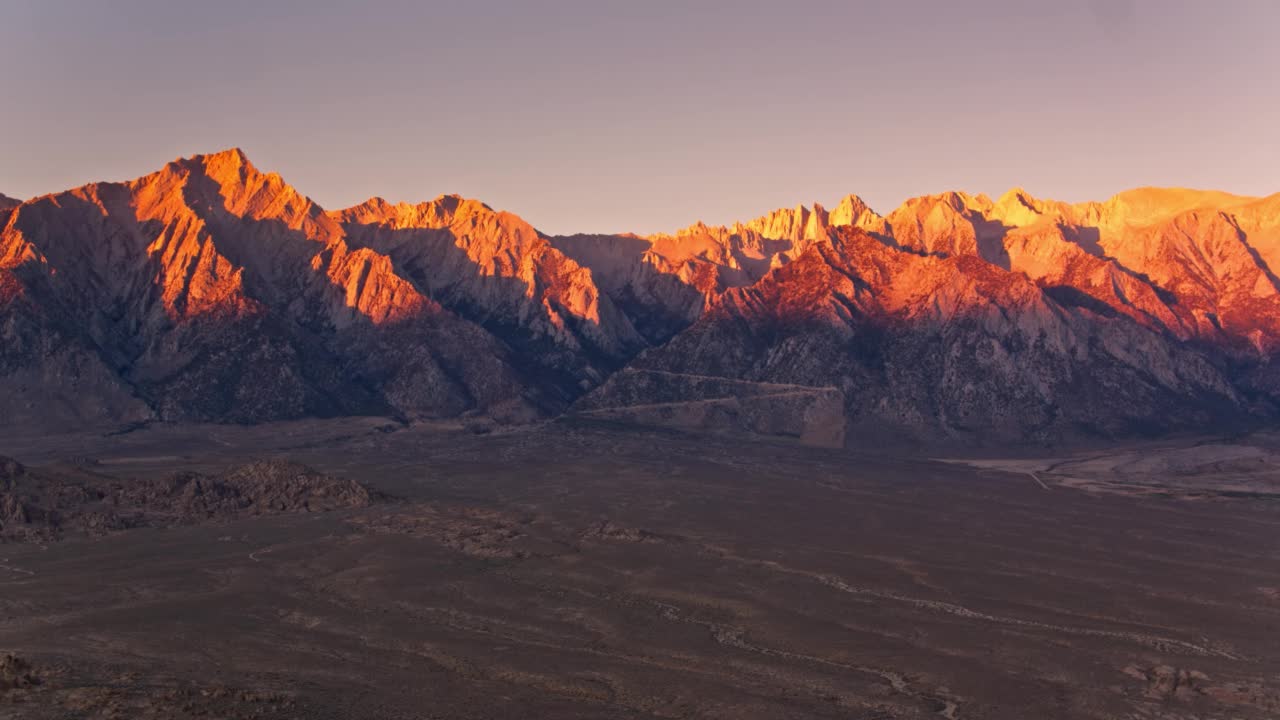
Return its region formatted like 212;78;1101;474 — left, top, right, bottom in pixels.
0;150;640;427
560;186;1280;443
3;150;1279;444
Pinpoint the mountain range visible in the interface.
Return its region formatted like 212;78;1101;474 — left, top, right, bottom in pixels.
3;149;1279;445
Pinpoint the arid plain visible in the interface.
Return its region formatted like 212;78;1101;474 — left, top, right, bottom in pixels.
2;418;1277;719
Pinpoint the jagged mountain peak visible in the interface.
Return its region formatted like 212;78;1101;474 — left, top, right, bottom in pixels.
184;146;253;172
831;193;874;215
990;187;1073;228
994;186;1039;212
829;194;889;235
331;193;499;229
737;202;830;242
115;147;340;243
194;146;252;163
164;147;275;197
897;190;993;215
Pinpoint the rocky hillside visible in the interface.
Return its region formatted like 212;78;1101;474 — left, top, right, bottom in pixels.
560;187;1280;443
0;457;378;542
3;150;1278;444
588;228;1252;445
0;150;643;427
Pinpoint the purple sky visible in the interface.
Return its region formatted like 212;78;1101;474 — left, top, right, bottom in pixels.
2;0;1277;234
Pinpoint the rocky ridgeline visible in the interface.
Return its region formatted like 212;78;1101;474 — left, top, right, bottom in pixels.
3;149;1280;444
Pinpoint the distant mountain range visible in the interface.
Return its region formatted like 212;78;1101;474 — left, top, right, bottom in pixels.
3;149;1279;445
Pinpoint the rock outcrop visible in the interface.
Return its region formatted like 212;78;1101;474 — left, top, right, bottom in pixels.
0;459;378;542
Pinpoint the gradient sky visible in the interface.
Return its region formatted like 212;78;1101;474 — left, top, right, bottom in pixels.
2;0;1277;235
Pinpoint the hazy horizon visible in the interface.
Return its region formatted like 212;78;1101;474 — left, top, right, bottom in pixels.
3;0;1277;235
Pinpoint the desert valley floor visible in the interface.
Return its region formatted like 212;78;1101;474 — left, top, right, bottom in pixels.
1;418;1278;719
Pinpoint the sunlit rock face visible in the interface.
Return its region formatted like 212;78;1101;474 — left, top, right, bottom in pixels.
879;187;1280;356
590;227;1248;445
0;150;640;426
329;194;646;375
567;187;1280;444
3;149;1279;442
562;185;1280;357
